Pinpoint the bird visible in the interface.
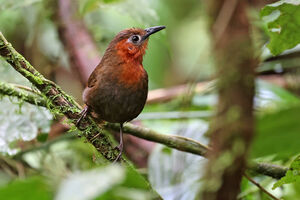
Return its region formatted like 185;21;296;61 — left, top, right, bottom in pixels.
77;25;166;161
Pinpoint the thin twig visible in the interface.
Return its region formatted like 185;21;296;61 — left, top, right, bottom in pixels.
244;173;281;200
0;81;47;107
10;83;41;94
146;81;214;104
136;111;213;120
107;123;210;156
248;161;288;180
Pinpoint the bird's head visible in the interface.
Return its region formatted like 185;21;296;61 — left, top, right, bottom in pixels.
108;26;165;63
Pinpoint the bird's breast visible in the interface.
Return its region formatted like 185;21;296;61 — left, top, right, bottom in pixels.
118;63;147;88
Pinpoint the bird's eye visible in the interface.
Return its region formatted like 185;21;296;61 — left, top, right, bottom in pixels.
131;35;140;43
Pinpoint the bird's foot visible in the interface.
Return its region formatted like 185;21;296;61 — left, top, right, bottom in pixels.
76;106;89;127
115;143;123;151
113;143;123;163
113;123;124;163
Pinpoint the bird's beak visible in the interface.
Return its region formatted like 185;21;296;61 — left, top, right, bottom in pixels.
142;26;166;41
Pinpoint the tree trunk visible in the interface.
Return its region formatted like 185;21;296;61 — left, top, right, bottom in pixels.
200;1;257;199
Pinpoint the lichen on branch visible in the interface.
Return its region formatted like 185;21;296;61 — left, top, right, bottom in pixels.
0;82;46;107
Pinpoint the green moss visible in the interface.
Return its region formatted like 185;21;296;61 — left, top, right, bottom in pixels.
0;33;122;164
0;81;47;108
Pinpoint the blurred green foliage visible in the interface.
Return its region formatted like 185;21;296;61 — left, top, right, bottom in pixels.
253;106;300;160
0;176;53;200
1;0;300;199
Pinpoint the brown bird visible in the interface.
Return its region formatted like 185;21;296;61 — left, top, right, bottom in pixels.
77;26;166;161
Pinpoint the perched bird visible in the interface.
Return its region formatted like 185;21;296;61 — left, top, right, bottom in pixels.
77;26;166;161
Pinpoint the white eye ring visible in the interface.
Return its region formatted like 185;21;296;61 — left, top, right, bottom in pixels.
130;35;141;43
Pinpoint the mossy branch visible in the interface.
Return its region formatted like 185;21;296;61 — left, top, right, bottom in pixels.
0;32;288;179
0;82;47;107
0;32;119;162
106;123;210;156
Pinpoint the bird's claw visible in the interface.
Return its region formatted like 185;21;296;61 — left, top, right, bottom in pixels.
113;153;122;163
76;106;89;127
113;143;123;163
114;143;123;151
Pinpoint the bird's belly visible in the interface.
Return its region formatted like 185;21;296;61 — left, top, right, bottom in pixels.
87;83;148;123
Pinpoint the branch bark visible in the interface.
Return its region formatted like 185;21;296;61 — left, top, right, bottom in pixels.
147;81;214;104
243;173;280;200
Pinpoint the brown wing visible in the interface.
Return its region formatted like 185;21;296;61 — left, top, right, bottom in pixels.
87;64;102;88
87;71;97;88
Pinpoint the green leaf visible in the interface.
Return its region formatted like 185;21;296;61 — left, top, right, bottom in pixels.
0;176;53;200
273;155;300;189
96;188;153;200
261;1;300;55
56;165;125;200
95;166;157;200
251;105;300;160
121;166;152;190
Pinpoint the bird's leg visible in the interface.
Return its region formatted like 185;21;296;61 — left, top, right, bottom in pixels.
117;123;124;150
114;123;124;162
76;106;89;127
